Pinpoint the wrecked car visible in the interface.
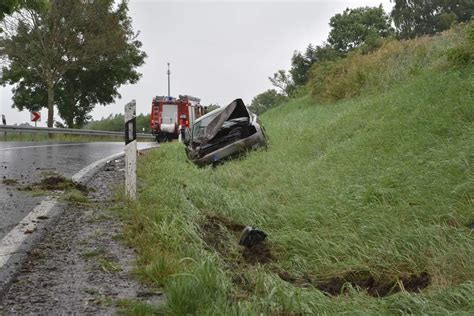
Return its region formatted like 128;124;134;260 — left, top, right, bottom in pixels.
183;98;267;166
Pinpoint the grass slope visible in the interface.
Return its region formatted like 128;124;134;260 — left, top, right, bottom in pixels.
118;67;473;314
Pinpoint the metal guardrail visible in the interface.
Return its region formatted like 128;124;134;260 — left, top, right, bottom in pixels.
0;125;155;139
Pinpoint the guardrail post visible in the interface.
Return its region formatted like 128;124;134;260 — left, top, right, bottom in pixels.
1;115;5;139
124;100;137;200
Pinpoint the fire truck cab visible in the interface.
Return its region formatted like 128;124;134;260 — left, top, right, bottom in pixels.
151;95;204;142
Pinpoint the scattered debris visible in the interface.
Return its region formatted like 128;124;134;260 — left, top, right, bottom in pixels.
468;220;474;230
2;178;18;185
239;226;267;247
20;175;88;193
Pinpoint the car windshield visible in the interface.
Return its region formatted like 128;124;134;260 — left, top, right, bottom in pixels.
192;108;224;139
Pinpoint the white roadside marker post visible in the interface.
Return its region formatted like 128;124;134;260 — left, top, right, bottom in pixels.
125;100;137;200
1;115;6;139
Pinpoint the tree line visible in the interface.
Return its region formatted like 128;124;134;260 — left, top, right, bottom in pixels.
0;0;146;128
249;0;473;115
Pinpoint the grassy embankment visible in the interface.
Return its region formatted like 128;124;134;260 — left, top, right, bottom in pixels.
115;24;473;314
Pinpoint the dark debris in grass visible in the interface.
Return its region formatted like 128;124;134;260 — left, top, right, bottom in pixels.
200;214;273;265
20;175;89;192
2;178;18;185
468;220;474;230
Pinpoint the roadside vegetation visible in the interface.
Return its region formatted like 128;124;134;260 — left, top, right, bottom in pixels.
0;0;145;129
85;113;152;134
115;22;474;314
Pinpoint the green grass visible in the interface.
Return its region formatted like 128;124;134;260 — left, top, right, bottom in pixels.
116;299;161;315
98;259;122;273
115;65;474;314
62;189;89;203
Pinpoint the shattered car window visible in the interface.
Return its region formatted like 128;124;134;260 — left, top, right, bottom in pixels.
192;108;224;140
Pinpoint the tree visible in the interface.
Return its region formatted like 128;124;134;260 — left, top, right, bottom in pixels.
86;112;151;133
328;5;394;54
269;70;295;96
249;89;288;115
290;43;339;87
0;0;19;21
204;104;220;113
391;0;474;39
0;0;146;128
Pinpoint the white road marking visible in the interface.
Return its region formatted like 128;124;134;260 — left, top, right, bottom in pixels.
71;152;124;184
0;197;57;268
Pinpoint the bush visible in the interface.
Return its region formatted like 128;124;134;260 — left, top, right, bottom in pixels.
447;21;474;66
249;89;288;115
309;23;468;103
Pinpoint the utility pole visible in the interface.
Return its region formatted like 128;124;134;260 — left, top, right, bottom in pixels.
167;62;171;98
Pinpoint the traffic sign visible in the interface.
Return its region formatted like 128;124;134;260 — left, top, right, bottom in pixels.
30;111;41;122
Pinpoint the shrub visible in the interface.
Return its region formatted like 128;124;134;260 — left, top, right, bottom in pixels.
447;21;474;66
309;23;468;103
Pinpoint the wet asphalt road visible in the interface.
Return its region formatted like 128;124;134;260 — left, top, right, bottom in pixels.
0;141;155;240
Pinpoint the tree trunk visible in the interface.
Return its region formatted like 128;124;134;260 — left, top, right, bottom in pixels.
47;78;54;128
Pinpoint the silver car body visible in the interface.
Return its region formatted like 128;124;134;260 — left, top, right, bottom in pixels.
185;99;267;166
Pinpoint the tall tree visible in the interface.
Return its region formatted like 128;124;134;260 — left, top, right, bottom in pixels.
0;0;19;22
391;0;474;39
249;89;288;115
269;70;295;97
328;5;393;54
290;44;339;87
0;0;146;127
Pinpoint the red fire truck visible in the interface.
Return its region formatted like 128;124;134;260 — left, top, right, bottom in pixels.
150;95;204;142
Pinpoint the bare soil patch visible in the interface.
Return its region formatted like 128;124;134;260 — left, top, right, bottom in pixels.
242;243;273;264
278;269;430;297
200;214;273;265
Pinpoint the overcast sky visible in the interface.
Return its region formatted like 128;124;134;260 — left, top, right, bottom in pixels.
0;0;392;127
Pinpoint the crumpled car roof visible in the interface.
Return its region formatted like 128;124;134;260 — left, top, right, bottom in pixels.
192;98;250;144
